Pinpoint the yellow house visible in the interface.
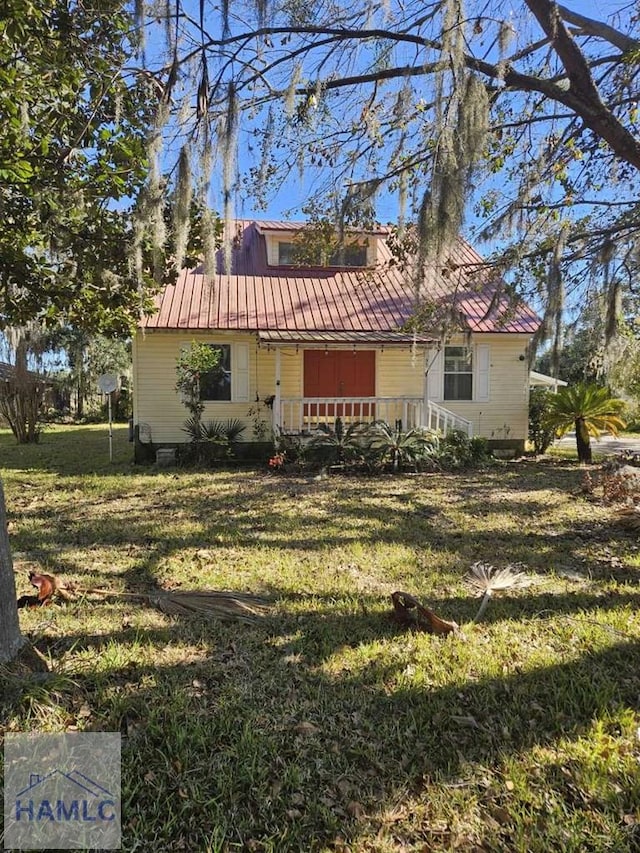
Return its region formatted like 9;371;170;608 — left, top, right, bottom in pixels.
132;221;539;460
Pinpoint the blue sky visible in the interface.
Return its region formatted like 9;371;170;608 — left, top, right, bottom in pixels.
222;0;636;225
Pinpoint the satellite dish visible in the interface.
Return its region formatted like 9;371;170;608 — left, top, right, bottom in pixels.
98;374;118;394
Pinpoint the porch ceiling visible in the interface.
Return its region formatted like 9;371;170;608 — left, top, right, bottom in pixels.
258;330;437;346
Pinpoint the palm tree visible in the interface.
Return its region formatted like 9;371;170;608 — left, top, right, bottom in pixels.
366;421;439;472
544;383;626;463
307;418;369;466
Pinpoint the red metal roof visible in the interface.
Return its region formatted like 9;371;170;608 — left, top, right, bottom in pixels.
142;221;540;335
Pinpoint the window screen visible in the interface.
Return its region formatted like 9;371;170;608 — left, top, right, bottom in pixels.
200;345;232;401
444;346;473;401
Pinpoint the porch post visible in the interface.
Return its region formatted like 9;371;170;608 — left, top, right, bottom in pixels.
422;350;429;427
273;347;281;434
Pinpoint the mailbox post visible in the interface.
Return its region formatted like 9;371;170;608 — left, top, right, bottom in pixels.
97;374;119;462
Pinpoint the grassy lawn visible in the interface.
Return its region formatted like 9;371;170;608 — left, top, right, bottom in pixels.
1;425;640;852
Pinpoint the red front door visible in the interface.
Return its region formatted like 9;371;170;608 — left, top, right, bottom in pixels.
304;350;375;418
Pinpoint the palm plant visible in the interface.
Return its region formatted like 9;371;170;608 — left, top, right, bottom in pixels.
543;383;626;463
182;417;246;443
366;421;439;472
181;417;246;464
307;418;369;467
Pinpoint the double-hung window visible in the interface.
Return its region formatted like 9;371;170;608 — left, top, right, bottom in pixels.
444;346;473;401
199;345;232;401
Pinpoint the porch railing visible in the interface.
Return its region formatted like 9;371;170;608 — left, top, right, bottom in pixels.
422;400;473;437
275;397;473;437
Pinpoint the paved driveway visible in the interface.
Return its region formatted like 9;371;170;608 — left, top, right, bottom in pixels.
554;433;640;456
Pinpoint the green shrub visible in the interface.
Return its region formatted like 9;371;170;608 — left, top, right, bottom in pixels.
274;431;308;466
529;387;556;454
469;435;491;463
438;429;490;469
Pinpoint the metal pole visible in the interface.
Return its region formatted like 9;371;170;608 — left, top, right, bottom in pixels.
108;392;113;463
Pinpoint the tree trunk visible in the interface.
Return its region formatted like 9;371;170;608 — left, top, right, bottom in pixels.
0;478;26;664
575;417;592;464
77;372;84;418
0;336;44;444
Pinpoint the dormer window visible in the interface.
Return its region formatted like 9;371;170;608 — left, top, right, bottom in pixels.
278;242;320;266
277;239;369;268
328;244;368;267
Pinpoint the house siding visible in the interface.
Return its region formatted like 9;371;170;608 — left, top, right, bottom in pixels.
435;334;530;441
376;348;424;397
134;330;263;444
133;331;531;445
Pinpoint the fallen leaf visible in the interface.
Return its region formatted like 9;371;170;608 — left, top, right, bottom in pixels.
294;721;320;736
336;778;351;797
346;800;365;819
490;805;511;825
269;780;282;798
450;714;481;729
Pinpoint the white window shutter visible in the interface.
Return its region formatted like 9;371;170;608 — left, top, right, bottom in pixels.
475;344;490;402
426;348;443;402
234;343;250;402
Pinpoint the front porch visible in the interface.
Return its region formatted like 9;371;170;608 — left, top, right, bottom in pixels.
263;335;473;439
273;396;473;436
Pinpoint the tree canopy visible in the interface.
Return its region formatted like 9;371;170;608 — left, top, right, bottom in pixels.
0;0;156;334
139;0;640;360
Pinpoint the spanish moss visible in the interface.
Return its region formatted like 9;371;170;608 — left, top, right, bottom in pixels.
173;145;193;274
284;63;302;116
220;81;239;274
498;19;515;56
201;207;219;281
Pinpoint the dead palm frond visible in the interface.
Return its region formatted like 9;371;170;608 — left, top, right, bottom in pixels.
465;561;532;622
18;572;271;624
148;590;270;621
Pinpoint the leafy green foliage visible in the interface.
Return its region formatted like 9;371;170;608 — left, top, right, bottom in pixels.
544;383;627;463
44;328;132;420
0;0;154;333
274;431;308;468
366;421;439;473
175;343;223;422
438;429;491;470
146;1;640;357
180;417;247;466
529;388;557;455
307;418;371;467
288;421;486;474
